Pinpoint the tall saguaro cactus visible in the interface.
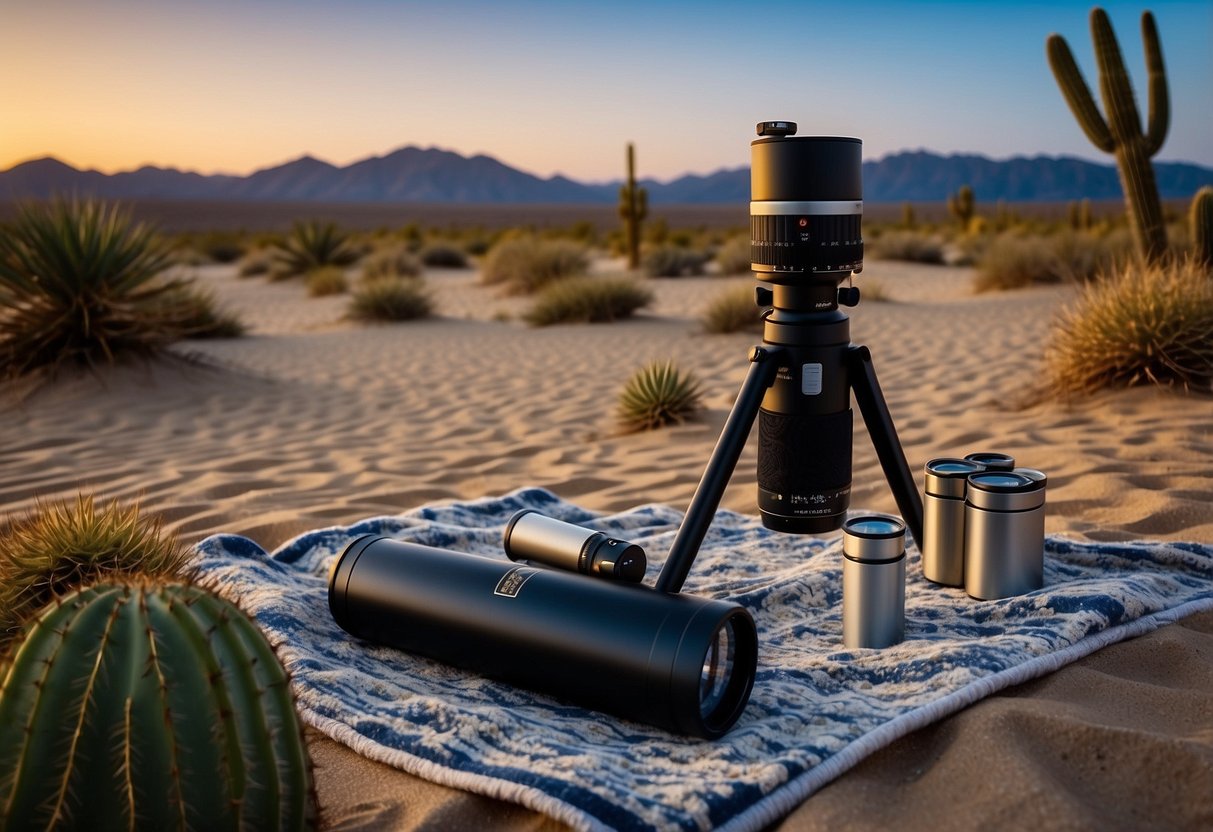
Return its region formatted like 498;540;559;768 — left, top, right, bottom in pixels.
1192;186;1213;269
948;185;975;231
618;143;647;271
1047;8;1170;264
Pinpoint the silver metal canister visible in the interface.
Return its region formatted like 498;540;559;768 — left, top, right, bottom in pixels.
923;457;987;586
963;451;1016;471
842;515;906;649
964;471;1047;600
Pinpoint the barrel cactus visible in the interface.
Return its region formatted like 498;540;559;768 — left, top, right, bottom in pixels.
1191;186;1213;269
1047;8;1169;264
618;143;648;271
0;582;316;830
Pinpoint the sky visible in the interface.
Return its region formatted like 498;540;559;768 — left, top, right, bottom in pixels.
1;0;1210;182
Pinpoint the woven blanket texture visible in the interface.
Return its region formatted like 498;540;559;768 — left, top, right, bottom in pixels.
193;488;1213;832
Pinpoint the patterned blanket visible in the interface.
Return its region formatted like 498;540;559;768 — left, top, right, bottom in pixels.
194;488;1213;832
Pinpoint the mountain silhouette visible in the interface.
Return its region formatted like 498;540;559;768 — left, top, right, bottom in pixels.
1;146;1210;204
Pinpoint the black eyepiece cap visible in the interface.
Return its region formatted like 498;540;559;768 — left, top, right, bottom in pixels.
757;120;797;137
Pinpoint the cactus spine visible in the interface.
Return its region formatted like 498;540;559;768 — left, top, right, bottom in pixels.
0;583;316;830
1047;8;1169;264
618;143;647;270
1193;186;1213;269
948;185;975;231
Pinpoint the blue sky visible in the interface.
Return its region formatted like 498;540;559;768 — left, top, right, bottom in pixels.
1;0;1209;179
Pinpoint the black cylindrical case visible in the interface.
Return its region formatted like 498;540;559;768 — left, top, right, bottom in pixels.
328;535;758;738
751;136;863;202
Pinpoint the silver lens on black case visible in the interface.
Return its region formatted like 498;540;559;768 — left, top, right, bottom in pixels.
502;510;647;582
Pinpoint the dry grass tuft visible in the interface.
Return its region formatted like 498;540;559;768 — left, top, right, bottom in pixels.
870;232;946;264
702;284;763;334
362;245;422;281
348;277;433;322
524;277;652;327
975;232;1124;292
1045;257;1213;396
714;237;752;276
616;360;703;433
0;495;193;647
305;267;349;297
418;243;469;269
481;237;590;295
643;245;711;277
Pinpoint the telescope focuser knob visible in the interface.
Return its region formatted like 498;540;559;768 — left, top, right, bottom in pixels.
838;287;861;307
755;286;774;307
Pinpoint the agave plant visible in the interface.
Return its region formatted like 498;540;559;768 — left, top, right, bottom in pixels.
617;360;703;432
272;220;358;278
0;198;195;379
0;494;193;648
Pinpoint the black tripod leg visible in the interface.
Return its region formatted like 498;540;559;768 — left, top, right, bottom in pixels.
655;346;784;594
847;345;925;550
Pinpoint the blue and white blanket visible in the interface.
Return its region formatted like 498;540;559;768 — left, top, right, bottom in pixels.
194;489;1213;832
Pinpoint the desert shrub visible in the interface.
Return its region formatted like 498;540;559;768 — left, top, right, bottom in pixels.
1045;257;1213;396
524;277;652;327
975;232;1122;292
481;237;590;294
0;495;192;647
859;279;893;302
869;231;946;264
271;220;358;278
0;198;201;380
616;360;703;433
643;245;711;277
349;277;433;322
362;245;423;281
159;284;246;338
714;236;752;276
702;284;763;334
193;231;247;264
419;243;470;268
237;248;274;277
306;266;348;297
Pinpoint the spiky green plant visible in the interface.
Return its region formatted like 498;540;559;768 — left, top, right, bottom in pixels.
0;199;197;380
617;360;703;433
619;143;648;271
1047;8;1169;264
0;581;317;829
702;284;763;334
1045;257;1213;395
349;277;432;322
947;185;975;231
524;277;652;327
305;266;348;297
0;495;193;650
272;221;358;278
159;285;246;339
1191;186;1213;269
480;237;589;295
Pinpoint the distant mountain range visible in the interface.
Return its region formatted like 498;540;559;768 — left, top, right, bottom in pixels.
2;145;1211;204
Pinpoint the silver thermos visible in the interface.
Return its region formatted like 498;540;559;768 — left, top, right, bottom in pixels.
922;457;987;586
964;470;1047;600
842;515;906;649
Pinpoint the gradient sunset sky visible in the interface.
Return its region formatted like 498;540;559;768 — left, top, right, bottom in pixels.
2;0;1209;181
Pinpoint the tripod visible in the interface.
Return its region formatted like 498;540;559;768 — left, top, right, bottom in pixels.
655;282;924;594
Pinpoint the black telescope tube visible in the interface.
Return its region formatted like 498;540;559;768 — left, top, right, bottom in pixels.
329;535;758;739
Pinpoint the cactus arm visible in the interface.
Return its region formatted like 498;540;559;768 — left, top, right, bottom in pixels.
168;591;247;828
0;589;119;828
1090;8;1143;144
1141;11;1169;156
1047;33;1115;152
227;601;314;831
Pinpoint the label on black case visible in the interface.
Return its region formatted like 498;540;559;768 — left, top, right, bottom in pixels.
494;566;538;598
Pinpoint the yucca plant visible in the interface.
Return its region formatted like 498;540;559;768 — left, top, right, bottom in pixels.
0;495;193;649
1045;257;1213;395
305;266;348;297
158;284;246;338
702;284;763;334
0;198;197;380
349;277;433;322
524;277;652;326
0;581;317;829
617;360;703;432
480;237;589;294
271;220;358;278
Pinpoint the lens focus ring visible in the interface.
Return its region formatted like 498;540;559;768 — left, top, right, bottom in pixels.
750;213;863;274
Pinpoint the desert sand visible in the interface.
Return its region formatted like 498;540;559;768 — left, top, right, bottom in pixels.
2;257;1211;829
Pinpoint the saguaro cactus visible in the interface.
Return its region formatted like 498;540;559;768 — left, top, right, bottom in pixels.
1192;186;1213;269
618;143;648;270
1047;8;1169;264
0;582;316;830
948;185;975;231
